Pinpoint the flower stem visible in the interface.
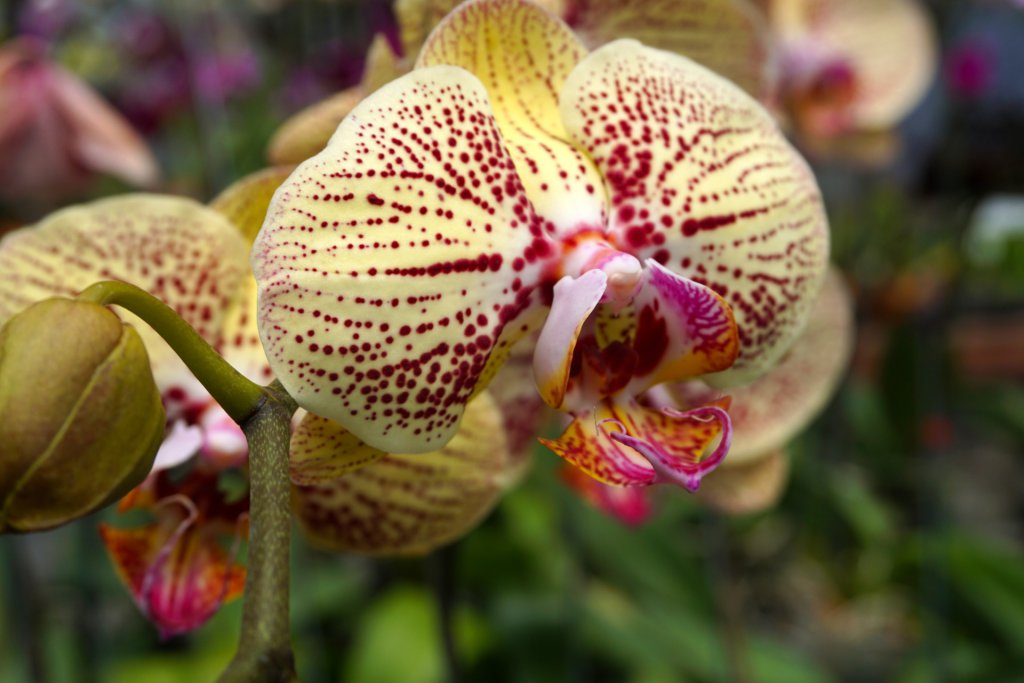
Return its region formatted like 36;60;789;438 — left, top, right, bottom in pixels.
76;280;264;423
75;281;300;680
218;380;299;683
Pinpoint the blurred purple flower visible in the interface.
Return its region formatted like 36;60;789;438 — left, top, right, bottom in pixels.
193;50;261;102
115;10;179;64
17;0;77;40
945;39;995;99
116;59;192;133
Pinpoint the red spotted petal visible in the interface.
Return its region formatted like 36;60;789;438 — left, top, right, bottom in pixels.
0;195;251;392
417;0;608;236
540;396;731;489
560;39;830;386
488;337;550;476
253;66;557;453
292;392;515;555
289;412;386;485
99;500;245;638
564;0;779;101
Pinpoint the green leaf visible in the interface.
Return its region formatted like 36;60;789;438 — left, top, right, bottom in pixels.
342;585;490;683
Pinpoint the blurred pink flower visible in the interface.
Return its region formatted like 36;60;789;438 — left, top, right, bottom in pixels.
194;50;262;102
945;40;995;99
0;38;159;202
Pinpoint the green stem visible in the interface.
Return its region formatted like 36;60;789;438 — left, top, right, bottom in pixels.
76;281;299;680
217;380;299;683
76;280;264;423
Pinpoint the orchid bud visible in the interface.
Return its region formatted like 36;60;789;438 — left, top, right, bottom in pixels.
0;298;165;533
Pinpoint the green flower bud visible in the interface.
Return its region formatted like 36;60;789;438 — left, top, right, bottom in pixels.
0;298;165;533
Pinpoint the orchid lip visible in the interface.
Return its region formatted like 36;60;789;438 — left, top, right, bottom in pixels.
606;405;733;492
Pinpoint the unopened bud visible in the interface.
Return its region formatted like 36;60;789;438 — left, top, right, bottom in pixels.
0;298;165;532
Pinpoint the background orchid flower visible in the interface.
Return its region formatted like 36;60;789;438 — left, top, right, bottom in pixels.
0;193;260;636
0;170;524;633
267;0;777;165
0;38;159;203
253;0;829;499
761;0;938;163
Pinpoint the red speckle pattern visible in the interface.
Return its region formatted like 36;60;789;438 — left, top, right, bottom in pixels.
253;67;556;453
561;40;829;384
418;0;608;235
0;195;251;390
292;391;512;555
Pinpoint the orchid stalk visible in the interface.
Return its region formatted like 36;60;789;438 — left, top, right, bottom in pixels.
75;280;298;682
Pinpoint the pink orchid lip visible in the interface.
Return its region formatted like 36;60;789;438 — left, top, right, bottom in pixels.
605;405;733;492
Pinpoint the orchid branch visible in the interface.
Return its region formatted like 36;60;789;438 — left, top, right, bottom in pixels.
218;380;298;683
76;280;265;423
76;280;299;681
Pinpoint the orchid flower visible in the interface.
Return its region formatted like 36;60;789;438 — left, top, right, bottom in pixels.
0;169;522;628
0;38;158;202
762;0;937;162
0;194;256;636
268;0;777;165
253;0;830;497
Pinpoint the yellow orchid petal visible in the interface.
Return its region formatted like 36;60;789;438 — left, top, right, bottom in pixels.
696;447;788;515
395;0;464;61
0;194;250;392
566;0;779;101
487;337;548;478
289;412;386;485
559;39;829;386
267;88;367;166
267;36;404;166
210;167;294;384
417;0;608;235
361;33;407;93
211;166;295;242
688;266;853;466
253;66;556;454
292;391;513;556
771;0;937;129
396;0;567;61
